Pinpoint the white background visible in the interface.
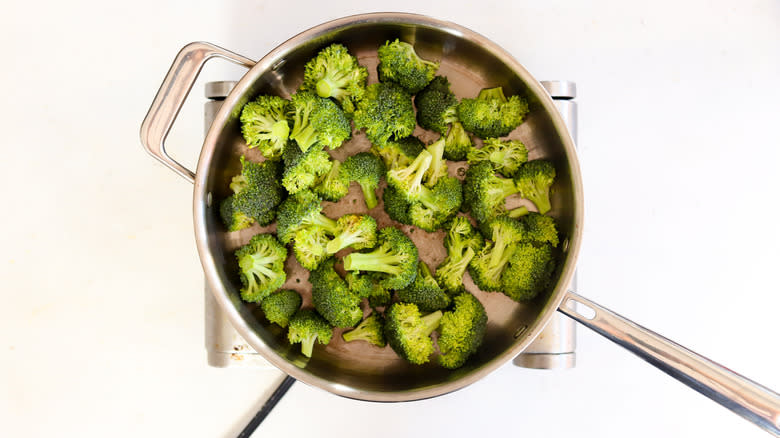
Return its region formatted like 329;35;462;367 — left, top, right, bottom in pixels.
1;1;779;437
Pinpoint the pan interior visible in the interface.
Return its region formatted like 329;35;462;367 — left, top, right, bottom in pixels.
199;16;579;400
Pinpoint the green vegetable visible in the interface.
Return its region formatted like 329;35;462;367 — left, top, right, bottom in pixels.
435;217;485;295
235;233;288;303
343;152;386;209
342;227;418;290
301;43;367;114
467;138;528;177
342;312;386;347
325;214;378;254
377;39;439;94
437;292;487;369
312;158;350;202
219;156;285;231
353;82;416;146
463;160;523;227
458;86;528;138
240;95;290;160
309;258;363;328
382;184;413;225
520;212;559;247
289;92;351;152
468;216;525;292
414;76;457;134
501;242;555;301
287;308;333;357
514;160;556;214
281;142;333;195
292;225;330;270
443;121;472;161
384;302;442;365
261;289;302;328
276;190;338;245
371;136;425;169
397;261;451;312
407;176;463;232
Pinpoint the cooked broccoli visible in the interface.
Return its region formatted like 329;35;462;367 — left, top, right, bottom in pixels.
457;86;529;138
240;95;290;160
382;184;413;225
468;138;528;177
377;39;439;94
219;195;255;232
281;142;333;195
325;214;377;254
342;227;419;290
423;137;448;188
463;161;522;226
276;190;338;244
353;82;416;146
397;261;451;312
384;303;442;365
501;242;556;301
220;157;285;231
437;292;487;369
287;309;333;357
288;92;351;152
371;136;425;169
407;176;463;232
514;160;556;214
301;43;367;114
292;225;330;270
309;258;363;328
345;272;392;307
414;76;457;134
368;284;392;308
520;212;559;247
261;289;302;328
343;152;386;209
312;158;350;202
386;149;433;201
342;312;386;347
443;121;472;161
468;216;525;292
435;217;485;295
235;233;288;303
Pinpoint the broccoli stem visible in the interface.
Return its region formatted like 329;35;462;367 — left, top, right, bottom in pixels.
389;150;432;199
306;214;338;235
325;228;361;254
529;192;552;215
301;334;317;357
425;139;446;187
477;87;507;102
343;248;403;275
359;182;378;209
316;70;352;99
507;206;529;218
291;111;317;152
421;310;443;336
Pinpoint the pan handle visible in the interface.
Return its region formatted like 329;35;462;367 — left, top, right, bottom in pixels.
559;290;780;436
139;42;255;183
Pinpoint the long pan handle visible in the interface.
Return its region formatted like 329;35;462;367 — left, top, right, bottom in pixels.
559;290;780;436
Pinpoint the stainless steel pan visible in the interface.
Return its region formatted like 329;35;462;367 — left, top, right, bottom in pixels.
140;12;780;435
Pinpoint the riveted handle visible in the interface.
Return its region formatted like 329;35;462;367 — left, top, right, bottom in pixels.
140;42;255;183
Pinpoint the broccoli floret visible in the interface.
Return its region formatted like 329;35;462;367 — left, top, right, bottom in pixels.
384;303;442;365
414;76;457;134
353;82;416;146
220;157;285;230
386;149;433;201
463;161;521;226
343;152;386;209
309;258;363;328
289;92;351;152
281;142;333;195
342;312;386;347
292;225;330;270
514;160;556;214
382;184;413;225
397;261;451;312
312;158;350;202
219;195;255;232
261;289;302;328
377;39;439;94
371;136;425;169
301;43;367;114
342;227;418;290
326;214;378;254
435;217;485;295
368;284;392;308
423;137;448;188
520;212;559;247
234;233;288;303
240;95;290;160
287;308;333;357
276;190;338;244
437;292;487;369
501;242;556;301
408;176;463;232
468;138;528;177
345;272;392;307
468;216;525;292
457;86;529;138
443;121;472;161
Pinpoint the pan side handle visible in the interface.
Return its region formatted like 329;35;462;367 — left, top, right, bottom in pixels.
139;42;255;183
559;290;780;436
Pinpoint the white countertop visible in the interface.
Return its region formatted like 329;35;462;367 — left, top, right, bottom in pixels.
2;1;779;437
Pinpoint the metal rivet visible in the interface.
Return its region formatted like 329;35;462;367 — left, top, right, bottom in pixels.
207;192;213;207
514;325;528;338
272;59;286;70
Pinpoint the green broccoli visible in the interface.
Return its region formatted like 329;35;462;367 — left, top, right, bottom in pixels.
281;142;333;195
384;302;442;365
423;137;448;188
276;190;338;244
289;92;351;152
312;158;350;202
520;212;559;247
397;261;451;312
219;195;255;232
468;216;525;292
382;184;413;225
368;285;392;308
514;160;556;214
443;121;472;161
457;86;529;138
287;308;333;357
343;152;386;209
342;227;419;290
371;136;425;169
345;272;392;307
301;43;367;114
386;149;433;201
342;312;386;347
414;76;457;134
468;138;528;177
219;157;285;231
292;225;330;270
261;289;302;328
309;258;363;328
234;233;288;303
407;176;463;232
463;160;523;226
435;217;485;295
325;214;378;254
501;242;556;301
437;292;487;369
239;95;290;160
353;82;416;146
377;39;439;94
